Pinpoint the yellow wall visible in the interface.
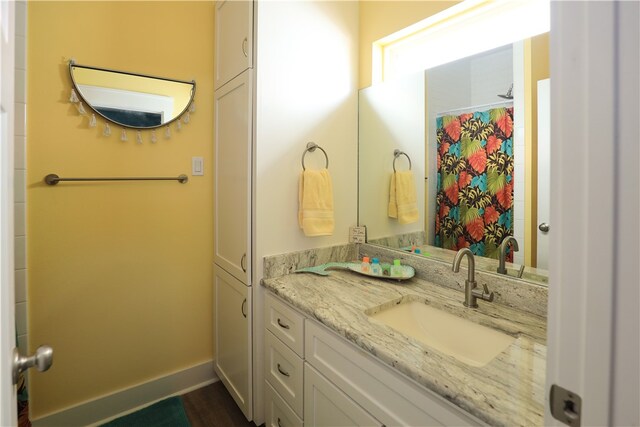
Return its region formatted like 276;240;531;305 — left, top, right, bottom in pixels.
27;1;214;418
359;0;459;89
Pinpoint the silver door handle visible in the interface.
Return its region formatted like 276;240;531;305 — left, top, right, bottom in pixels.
539;223;550;233
240;253;247;273
242;37;248;57
13;345;53;385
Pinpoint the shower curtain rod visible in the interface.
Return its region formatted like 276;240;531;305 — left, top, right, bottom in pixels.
435;100;513;118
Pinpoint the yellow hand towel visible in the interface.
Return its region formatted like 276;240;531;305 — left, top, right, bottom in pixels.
388;171;419;224
299;169;334;236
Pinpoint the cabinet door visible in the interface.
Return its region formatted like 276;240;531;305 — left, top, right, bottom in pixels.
215;0;253;89
304;363;382;427
214;70;252;284
214;265;252;420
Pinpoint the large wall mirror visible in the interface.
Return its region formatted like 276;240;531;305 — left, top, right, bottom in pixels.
69;60;195;129
359;34;549;286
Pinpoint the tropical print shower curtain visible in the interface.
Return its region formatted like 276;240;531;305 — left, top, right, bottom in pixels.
434;107;515;261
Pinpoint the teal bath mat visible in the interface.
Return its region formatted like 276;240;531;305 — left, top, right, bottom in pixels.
100;396;190;427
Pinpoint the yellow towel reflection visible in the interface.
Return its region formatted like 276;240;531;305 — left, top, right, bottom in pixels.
388;171;418;224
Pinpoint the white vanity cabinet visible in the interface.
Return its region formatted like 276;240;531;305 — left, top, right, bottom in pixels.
264;292;484;427
215;0;253;89
304;363;382;427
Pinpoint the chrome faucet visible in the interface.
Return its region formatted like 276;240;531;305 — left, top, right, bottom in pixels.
497;236;519;275
452;248;494;308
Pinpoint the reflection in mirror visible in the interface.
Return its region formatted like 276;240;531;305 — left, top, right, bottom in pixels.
359;36;550;286
69;61;196;129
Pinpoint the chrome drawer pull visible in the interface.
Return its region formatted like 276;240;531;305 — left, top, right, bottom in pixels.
277;363;290;377
277;318;290;329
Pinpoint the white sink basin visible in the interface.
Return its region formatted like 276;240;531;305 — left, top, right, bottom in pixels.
368;301;515;367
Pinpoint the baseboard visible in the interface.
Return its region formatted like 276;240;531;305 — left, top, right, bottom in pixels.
32;360;218;427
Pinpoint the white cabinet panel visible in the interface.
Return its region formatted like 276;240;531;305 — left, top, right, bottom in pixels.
305;319;483;427
304;363;382;427
214;266;252;420
214;70;252;285
215;0;253;89
264;382;303;427
265;330;304;418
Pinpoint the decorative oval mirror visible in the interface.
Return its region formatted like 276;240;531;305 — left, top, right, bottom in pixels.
69;60;196;129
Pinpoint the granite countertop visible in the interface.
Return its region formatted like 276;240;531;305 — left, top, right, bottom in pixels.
262;270;546;427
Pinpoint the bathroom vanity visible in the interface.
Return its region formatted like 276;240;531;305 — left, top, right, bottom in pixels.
261;270;546;427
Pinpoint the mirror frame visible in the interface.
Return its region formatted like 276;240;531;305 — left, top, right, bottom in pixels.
69;60;196;130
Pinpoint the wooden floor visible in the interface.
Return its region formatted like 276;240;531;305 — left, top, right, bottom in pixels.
181;381;256;427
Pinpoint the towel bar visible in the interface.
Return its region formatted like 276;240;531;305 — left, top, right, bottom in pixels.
301;142;329;170
393;149;412;172
44;173;188;185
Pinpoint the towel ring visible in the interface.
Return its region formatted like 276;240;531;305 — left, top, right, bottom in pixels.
393;149;412;172
301;142;329;170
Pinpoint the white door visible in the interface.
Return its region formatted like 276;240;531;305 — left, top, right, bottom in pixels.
214;70;252;285
304;363;382;427
536;79;550;270
214;0;253;89
0;1;17;424
546;1;639;426
214;265;253;420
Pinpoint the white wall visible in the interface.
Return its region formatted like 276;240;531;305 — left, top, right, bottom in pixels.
254;1;359;265
426;45;513;245
252;1;359;423
359;73;425;240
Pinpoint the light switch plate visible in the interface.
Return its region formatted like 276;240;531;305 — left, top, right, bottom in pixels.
192;157;204;176
349;226;366;243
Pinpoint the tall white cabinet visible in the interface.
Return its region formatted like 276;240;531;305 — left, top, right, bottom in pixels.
213;0;254;421
215;1;359;423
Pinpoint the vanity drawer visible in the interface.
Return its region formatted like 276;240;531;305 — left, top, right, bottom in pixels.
265;330;304;418
264;381;303;427
265;293;305;356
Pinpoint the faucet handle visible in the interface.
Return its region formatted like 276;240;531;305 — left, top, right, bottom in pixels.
472;283;495;302
482;284;495;302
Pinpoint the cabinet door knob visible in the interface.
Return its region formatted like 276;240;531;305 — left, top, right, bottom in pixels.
240;253;247;273
539;222;550;233
241;298;247;318
242;37;248;57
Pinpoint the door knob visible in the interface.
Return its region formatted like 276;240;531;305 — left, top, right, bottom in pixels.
539;223;550;232
12;345;53;385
